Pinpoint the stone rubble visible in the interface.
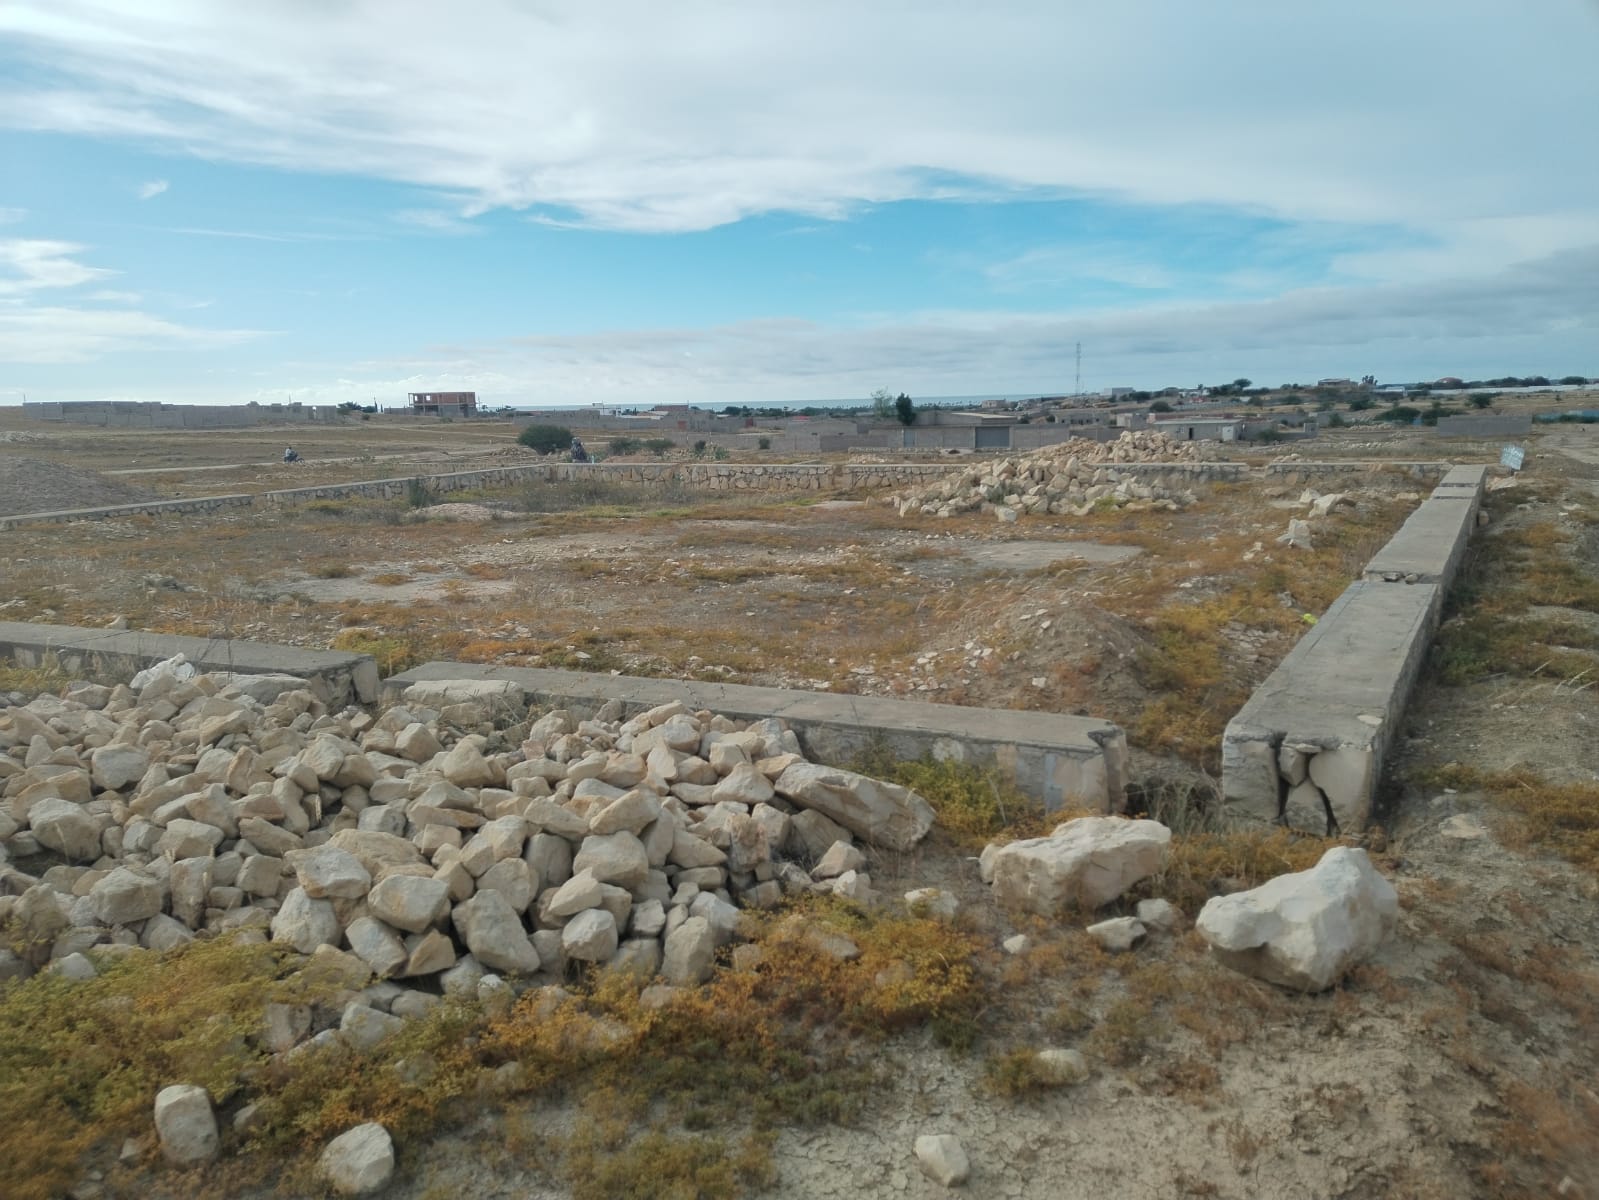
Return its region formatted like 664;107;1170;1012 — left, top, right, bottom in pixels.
0;672;940;1012
885;430;1208;520
915;1132;972;1187
1194;846;1398;991
983;816;1172;915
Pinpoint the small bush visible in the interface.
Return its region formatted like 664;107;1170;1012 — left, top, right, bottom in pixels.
692;440;707;457
518;424;575;455
757;436;771;450
644;438;675;457
405;478;435;509
607;437;641;456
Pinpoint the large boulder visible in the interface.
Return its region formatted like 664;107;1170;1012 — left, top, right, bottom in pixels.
320;1123;395;1196
773;762;934;851
1195;847;1397;991
153;1084;218;1165
29;797;103;862
451;890;541;975
987;817;1171;914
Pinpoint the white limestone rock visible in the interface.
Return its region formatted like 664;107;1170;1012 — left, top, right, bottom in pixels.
915;1133;971;1187
452;890;541;975
287;845;372;900
1195;847;1398;991
91;866;164;926
367;874;451;934
29;797;102;862
320;1122;395;1196
774;762;934;851
562;908;619;962
153;1084;218;1166
572;831;649;891
661;915;716;985
987;817;1171;914
1085;915;1145;952
271;886;342;954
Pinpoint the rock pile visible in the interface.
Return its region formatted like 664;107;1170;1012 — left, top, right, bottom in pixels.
886;431;1205;520
0;666;935;1007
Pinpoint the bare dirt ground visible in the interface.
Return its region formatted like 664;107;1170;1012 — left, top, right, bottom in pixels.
5;410;1598;1198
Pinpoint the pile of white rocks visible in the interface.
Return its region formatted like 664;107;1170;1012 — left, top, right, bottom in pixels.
886;431;1203;520
0;665;937;1010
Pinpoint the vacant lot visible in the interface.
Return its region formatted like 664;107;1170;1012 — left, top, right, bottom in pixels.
4;411;1598;1198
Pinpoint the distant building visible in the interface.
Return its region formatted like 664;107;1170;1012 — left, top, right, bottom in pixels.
409;391;478;417
1109;387;1136;398
1434;377;1465;388
1316;378;1355;388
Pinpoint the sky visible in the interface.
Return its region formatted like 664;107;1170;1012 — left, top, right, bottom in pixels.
1;1;1596;409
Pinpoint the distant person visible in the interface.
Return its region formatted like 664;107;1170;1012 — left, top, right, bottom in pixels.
283;446;300;463
570;437;589;463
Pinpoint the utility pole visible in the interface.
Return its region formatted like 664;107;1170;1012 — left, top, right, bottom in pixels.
1074;342;1082;400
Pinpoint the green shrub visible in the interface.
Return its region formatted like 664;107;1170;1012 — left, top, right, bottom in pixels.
644;438;675;456
608;437;641;456
518;424;575;454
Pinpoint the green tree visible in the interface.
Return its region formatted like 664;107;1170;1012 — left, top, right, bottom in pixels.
1149;399;1173;413
894;393;916;425
1467;393;1494;410
870;388;895;420
1233;378;1253;391
517;424;574;454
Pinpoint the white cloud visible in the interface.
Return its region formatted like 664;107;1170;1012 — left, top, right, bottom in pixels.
0;238;115;293
0;302;261;363
0;0;1593;275
137;246;1593;407
136;178;168;199
0;236;259;362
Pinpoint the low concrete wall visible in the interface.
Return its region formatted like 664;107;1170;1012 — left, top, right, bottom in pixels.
1222;462;1486;831
385;662;1127;813
0;622;378;708
1221;582;1441;834
0;457;1463;531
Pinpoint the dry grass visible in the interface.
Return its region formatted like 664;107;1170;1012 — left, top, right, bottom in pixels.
1416;764;1599;873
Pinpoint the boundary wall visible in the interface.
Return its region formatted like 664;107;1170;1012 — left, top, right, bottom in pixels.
1;458;1453;530
383;662;1127;814
1221;464;1488;833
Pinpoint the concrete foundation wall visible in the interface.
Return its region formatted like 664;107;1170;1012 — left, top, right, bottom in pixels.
1222;462;1486;831
385;662;1127;813
0;622;378;707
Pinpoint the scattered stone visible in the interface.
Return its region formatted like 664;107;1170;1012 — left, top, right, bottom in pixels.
153;1084;218;1166
1135;898;1180;932
774;762;935;851
1195;847;1398;991
915;1133;971;1187
319;1123;395;1196
987;817;1171;914
1034;1047;1089;1086
1085;915;1145;952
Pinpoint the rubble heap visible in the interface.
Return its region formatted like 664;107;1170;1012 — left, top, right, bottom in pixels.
0;666;935;1006
886;430;1208;520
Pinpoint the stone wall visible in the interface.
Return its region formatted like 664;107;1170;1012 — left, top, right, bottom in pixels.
0;457;1463;531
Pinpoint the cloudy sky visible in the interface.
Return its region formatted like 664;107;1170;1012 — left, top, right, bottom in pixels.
1;1;1595;408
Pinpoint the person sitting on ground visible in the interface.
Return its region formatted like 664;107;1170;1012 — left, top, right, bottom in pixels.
570;437;589;463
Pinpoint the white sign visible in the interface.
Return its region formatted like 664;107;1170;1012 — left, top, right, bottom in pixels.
1500;444;1525;471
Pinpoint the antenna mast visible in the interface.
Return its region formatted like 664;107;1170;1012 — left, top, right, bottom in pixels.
1074;342;1082;399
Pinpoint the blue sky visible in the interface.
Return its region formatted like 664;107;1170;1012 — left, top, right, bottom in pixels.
2;1;1596;408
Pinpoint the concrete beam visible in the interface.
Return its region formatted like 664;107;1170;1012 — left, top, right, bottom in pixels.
0;621;378;707
1222;581;1441;833
1361;492;1479;587
386;661;1126;813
